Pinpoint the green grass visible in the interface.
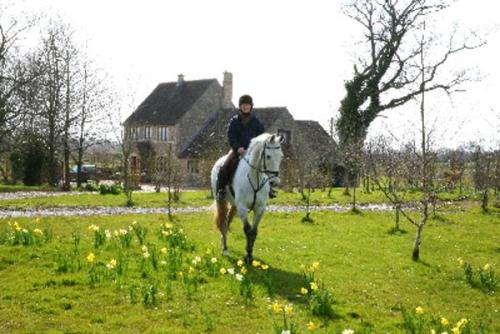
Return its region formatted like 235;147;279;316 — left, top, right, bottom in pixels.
0;183;55;192
0;187;491;209
0;208;498;333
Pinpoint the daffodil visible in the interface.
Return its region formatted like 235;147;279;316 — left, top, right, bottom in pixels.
86;252;96;263
106;259;117;269
235;273;243;281
188;266;195;274
483;263;491;271
415;306;424;315
252;260;261;267
281;330;291;334
227;268;235;275
342;329;355;334
451;327;459;334
88;224;99;232
33;228;43;235
307;321;320;331
143;251;150;259
211;257;218;264
310;282;319;291
141;245;148;252
104;229;111;239
261;264;269;270
220;268;227;275
312;261;320;270
441;317;449;326
284;304;293;315
237;259;244;267
300;287;309;295
457;257;464;267
164;222;173;229
272;302;282;314
161;247;168;254
240;267;248;275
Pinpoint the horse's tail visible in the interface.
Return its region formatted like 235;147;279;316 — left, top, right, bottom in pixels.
214;200;229;231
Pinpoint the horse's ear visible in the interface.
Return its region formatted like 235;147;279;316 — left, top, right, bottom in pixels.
270;134;275;142
279;135;285;143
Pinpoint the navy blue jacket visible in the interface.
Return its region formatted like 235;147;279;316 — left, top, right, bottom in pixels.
227;112;265;151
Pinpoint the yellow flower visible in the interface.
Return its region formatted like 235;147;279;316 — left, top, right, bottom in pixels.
456;318;468;328
162;230;172;237
141;245;148;252
33;228;43;235
106;259;117;269
161;247;168;254
164;222;173;229
310;282;319;291
88;224;99;232
312;261;320;270
451;327;459;334
284;304;293;315
441;317;449;326
342;329;355;334
188;266;195;274
430;330;436;334
86;252;96;263
220;268;227;275
261;264;269;270
307;321;319;331
300;287;309;295
143;251;150;259
237;259;244;267
415;306;424;315
132;221;137;225
211;257;218;264
252;260;261;267
240;267;248;275
272;302;282;314
457;257;464;267
483;263;491;271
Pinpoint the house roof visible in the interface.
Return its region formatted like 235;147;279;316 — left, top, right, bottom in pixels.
294;120;336;152
179;107;292;158
124;79;217;125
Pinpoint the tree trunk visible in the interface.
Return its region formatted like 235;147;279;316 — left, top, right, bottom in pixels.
412;223;424;261
481;189;489;212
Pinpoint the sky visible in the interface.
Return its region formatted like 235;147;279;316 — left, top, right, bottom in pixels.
10;0;500;148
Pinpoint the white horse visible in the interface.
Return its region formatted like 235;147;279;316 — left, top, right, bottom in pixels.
211;133;285;263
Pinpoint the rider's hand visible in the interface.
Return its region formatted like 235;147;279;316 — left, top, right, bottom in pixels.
237;147;246;156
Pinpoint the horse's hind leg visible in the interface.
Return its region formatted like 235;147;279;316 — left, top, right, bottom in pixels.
227;205;237;231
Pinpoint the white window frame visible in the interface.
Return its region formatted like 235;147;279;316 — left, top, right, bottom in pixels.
145;126;152;139
159;127;169;142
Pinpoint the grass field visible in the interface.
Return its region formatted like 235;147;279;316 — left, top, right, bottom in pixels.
0;207;498;333
0;187;491;210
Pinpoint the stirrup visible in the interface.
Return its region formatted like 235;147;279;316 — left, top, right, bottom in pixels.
269;188;277;199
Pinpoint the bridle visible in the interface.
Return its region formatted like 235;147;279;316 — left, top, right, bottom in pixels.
242;141;282;210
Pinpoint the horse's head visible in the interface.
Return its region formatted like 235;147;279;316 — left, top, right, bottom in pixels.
256;133;285;186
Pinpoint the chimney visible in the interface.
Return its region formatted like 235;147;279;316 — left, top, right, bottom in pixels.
176;74;185;87
222;71;233;108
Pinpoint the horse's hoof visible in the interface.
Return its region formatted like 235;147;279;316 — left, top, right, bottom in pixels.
222;249;230;257
244;254;253;265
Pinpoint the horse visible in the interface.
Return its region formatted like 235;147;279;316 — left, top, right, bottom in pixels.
211;133;285;264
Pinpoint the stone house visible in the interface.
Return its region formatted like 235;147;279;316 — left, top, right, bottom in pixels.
123;72;334;187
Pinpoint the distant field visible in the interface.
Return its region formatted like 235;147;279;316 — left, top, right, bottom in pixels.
0;208;498;333
0;187;492;209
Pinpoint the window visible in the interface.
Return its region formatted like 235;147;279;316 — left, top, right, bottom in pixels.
277;129;292;144
159;127;169;142
145;126;151;139
187;160;199;174
129;127;138;140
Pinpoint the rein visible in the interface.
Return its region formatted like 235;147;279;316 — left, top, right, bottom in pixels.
242;143;281;211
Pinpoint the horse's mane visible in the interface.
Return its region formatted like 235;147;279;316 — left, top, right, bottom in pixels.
246;133;273;167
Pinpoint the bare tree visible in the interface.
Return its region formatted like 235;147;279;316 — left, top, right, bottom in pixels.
336;0;484;190
0;5;38;148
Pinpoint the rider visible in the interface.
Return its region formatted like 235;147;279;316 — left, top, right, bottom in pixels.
216;94;276;201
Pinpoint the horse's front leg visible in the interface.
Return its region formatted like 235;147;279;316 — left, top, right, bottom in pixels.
244;205;266;264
